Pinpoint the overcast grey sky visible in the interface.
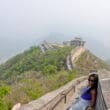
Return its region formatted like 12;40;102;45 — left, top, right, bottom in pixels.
0;0;110;62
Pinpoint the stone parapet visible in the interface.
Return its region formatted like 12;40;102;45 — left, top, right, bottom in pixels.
13;76;87;110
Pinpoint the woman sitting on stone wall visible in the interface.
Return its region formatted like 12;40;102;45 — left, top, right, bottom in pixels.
67;73;108;110
67;74;98;110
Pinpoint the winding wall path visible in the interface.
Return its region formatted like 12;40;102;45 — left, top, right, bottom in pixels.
66;46;85;70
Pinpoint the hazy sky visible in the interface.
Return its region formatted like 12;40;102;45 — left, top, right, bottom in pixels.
0;0;110;62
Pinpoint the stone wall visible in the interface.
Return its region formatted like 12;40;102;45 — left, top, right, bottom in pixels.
70;46;85;66
12;76;87;110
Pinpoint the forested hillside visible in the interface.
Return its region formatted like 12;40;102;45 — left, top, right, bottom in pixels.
0;45;110;110
76;50;110;73
0;46;79;110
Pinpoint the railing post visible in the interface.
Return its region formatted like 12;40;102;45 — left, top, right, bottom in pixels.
72;85;75;92
62;94;67;104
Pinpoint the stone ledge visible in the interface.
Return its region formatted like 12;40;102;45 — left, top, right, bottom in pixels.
16;76;87;110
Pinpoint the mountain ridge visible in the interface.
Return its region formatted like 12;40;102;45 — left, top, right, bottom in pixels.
1;34;110;63
0;40;110;110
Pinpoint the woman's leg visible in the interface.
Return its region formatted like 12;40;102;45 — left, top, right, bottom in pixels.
70;100;90;110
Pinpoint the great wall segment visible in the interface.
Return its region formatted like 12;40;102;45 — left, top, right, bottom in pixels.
12;69;110;110
12;38;110;110
39;38;85;70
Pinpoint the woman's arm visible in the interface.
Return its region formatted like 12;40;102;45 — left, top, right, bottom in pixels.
91;89;97;107
87;89;97;110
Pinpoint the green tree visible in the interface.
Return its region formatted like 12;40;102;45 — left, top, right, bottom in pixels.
43;65;57;74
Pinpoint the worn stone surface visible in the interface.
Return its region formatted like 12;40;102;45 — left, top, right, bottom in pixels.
98;70;110;109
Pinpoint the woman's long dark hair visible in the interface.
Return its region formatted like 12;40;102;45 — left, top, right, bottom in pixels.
88;73;99;93
86;73;107;110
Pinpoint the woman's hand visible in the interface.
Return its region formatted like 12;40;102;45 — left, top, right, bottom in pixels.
86;106;93;110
